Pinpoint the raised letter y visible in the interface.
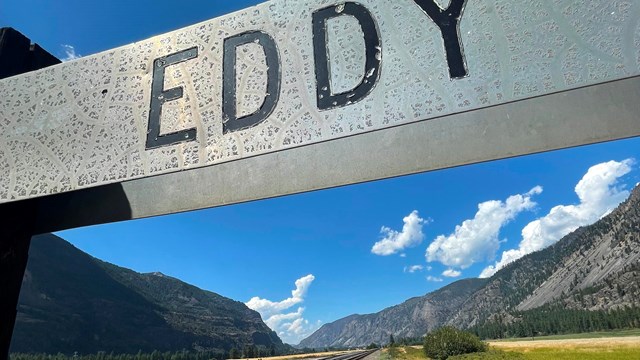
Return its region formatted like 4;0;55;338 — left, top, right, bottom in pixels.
414;0;469;79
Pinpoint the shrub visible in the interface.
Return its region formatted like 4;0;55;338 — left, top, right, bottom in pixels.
424;327;488;360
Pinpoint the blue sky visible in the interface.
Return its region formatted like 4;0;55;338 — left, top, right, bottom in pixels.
3;0;640;345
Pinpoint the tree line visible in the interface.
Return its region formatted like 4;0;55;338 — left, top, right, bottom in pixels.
11;344;280;360
469;304;640;339
11;305;640;359
11;350;225;360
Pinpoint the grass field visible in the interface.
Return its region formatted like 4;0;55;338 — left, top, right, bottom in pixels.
449;347;640;359
380;335;640;360
380;346;425;360
489;336;640;359
254;331;640;360
490;328;640;342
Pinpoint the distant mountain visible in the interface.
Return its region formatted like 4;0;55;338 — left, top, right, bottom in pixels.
299;186;640;348
448;184;640;328
11;234;284;355
298;278;486;348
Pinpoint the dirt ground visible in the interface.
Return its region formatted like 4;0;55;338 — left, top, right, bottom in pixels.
243;350;356;360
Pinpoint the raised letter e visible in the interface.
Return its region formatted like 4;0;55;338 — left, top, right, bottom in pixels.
146;47;198;150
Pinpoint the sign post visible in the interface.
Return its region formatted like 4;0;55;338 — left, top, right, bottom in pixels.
2;0;640;211
0;28;60;359
0;199;36;360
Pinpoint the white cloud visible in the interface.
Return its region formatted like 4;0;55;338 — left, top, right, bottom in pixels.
61;44;81;62
404;265;424;273
246;275;320;344
480;159;634;278
246;274;314;318
426;276;443;282
426;187;542;269
372;211;426;256
442;269;462;278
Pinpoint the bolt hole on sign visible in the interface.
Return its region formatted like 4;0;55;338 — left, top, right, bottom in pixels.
1;0;639;203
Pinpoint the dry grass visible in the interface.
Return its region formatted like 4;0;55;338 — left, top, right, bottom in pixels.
382;346;424;360
489;336;640;350
490;329;640;342
253;337;640;360
382;338;640;359
487;337;640;360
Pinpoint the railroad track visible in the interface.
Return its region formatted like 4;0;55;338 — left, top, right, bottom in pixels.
319;349;378;360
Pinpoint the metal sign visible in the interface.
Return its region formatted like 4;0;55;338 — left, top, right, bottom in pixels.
1;0;640;206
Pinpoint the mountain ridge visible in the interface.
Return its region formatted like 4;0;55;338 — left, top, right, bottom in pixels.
299;278;486;348
299;185;640;348
11;234;284;355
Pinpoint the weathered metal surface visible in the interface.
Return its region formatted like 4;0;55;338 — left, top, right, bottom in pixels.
1;0;640;204
33;76;640;232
